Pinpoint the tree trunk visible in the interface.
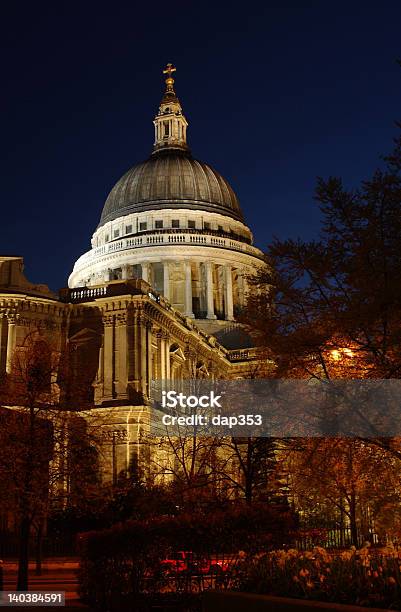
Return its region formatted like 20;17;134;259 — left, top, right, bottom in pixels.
349;490;359;547
339;501;345;548
35;520;44;576
245;476;253;504
17;515;30;590
244;441;253;504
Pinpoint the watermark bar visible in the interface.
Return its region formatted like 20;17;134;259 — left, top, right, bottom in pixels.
150;379;401;437
0;592;65;607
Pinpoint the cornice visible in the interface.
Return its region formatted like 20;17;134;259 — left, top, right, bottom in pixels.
0;294;66;318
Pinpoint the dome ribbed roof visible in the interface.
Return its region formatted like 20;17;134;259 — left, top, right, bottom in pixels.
98;150;244;228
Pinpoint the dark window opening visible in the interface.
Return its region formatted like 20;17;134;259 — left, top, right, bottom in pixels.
192;297;206;319
132;264;141;279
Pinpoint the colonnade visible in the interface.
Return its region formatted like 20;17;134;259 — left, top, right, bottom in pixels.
101;260;246;321
98;308;188;405
154;117;187;144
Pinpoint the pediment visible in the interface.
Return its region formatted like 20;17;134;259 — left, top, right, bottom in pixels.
170;345;186;361
196;364;209;376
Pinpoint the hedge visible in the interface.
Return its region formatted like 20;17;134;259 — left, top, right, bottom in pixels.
78;503;294;610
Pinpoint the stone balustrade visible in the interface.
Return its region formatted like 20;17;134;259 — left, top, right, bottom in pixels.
74;230;264;267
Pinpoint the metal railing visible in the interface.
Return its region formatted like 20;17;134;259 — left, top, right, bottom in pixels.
0;533;77;559
295;526;379;550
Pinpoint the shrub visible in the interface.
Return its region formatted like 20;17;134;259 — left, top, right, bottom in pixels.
78;503;294;610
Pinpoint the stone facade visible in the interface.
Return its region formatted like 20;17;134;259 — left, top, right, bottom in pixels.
0;257;265;486
0;66;269;490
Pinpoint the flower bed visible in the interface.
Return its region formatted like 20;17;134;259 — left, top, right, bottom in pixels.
238;545;401;609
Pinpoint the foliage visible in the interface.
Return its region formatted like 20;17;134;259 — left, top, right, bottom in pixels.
105;481;178;521
238;544;401;608
49;481;179;539
0;407;52;527
77;503;294;610
242;128;401;381
240;120;401;542
284;438;401;546
152;378;286;506
216;437;287;505
0;334;59;588
0;332;105;587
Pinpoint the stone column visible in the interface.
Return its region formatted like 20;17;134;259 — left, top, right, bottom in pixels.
224;265;234;321
165;334;171;382
205;262;216;319
141;262;150;284
116;312;128;399
191;261;200;314
121;264;130;280
0;315;5;375
94;337;104;404
102;314;114;400
104;269;111;283
163;262;170;302
146;322;153;398
160;334;166;390
127;312;135;390
184;261;194;317
6;313;18;374
132;312;142;393
140;318;148;397
237;271;245;307
242;272;250;304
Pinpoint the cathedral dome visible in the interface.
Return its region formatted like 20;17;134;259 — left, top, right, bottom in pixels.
69;63;264;325
98;149;244;228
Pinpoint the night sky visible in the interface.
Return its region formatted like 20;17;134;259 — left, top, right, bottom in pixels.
2;2;401;290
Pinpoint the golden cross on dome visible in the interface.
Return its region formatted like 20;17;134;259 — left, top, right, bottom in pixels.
163;63;176;78
163;63;176;92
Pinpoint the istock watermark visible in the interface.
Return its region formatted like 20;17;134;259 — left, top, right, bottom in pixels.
161;390;222;409
151;379;401;437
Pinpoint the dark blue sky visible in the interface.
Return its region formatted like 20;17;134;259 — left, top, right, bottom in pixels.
2;1;401;290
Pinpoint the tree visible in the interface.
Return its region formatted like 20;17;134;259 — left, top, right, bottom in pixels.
0;332;105;589
214;436;287;505
0;335;57;589
285;438;401;546
243;126;401;383
240;113;401;535
242;124;401;444
151;423;223;507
